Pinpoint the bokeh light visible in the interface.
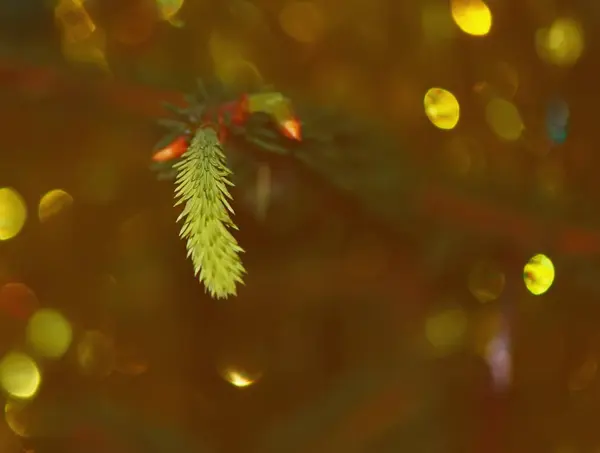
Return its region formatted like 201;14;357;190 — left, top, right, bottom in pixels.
215;58;263;91
450;0;492;37
26;308;73;360
221;367;260;388
468;261;506;303
536;18;584;67
425;307;468;355
523;253;555;295
229;0;265;30
208;29;244;63
424;88;460;130
76;330;116;378
156;0;185;22
54;0;96;43
485;97;524;141
0;188;27;241
0;283;38;321
546;98;570;144
0;352;41;400
485;329;511;391
55;0;109;71
60;27;109;71
4;400;32;437
38;189;73;223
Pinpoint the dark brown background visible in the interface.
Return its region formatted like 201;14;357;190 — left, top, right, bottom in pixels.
1;0;600;452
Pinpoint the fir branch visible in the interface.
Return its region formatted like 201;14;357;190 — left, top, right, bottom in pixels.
173;127;245;298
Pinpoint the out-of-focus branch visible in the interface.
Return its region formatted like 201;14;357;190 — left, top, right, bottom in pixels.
2;57;600;262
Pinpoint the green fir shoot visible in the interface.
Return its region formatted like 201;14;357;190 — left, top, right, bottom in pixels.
173;127;245;299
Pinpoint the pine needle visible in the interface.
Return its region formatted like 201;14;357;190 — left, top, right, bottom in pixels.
173;127;245;299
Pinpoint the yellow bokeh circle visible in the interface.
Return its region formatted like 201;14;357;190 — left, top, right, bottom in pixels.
523;253;555;295
425;307;468;355
26;308;73;360
38;189;73;223
451;0;492;37
485;98;524;141
424;88;460;130
0;352;41;400
0;188;27;241
536;18;584;67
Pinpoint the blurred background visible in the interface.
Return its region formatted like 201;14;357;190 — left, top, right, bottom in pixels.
0;0;599;452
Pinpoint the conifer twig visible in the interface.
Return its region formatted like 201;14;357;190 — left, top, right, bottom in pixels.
173;127;245;298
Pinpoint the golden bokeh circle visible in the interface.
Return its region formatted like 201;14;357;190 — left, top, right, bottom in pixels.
38;189;73;223
523;254;555;295
424;88;460;130
26;308;73;360
451;0;492;36
0;352;41;400
0;188;27;241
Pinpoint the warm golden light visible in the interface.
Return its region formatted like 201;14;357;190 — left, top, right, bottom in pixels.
208;30;244;65
4;400;32;437
38;189;73;223
215;58;263;90
54;0;96;43
485;98;524;141
523;254;555;295
536;18;584;67
156;0;185;21
0;188;27;241
60;28;109;71
425;307;468;355
0;352;41;400
451;0;492;37
0;283;38;320
424;88;460;130
222;368;257;388
26;309;73;360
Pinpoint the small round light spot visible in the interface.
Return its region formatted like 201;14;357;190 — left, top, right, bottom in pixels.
536;18;584;67
485;98;524;141
221;367;259;388
0;352;41;400
38;189;73;223
424;88;460;130
0;188;27;241
451;0;492;37
425;307;468;355
26;309;73;360
524;254;555;295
